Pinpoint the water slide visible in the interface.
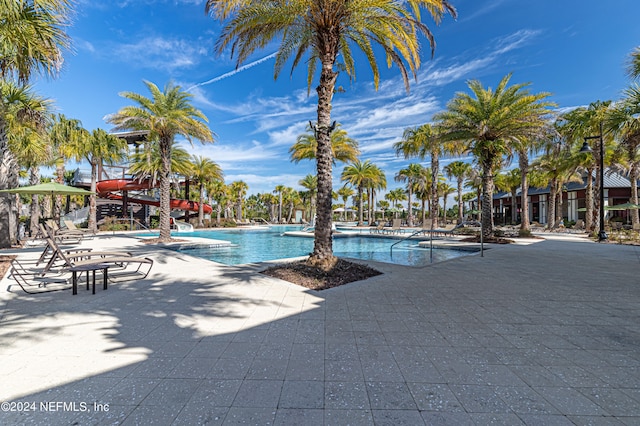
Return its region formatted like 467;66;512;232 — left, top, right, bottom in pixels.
95;179;213;214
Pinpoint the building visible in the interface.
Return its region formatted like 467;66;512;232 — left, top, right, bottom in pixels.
492;170;639;225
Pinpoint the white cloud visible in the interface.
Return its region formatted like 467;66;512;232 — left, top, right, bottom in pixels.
110;36;206;71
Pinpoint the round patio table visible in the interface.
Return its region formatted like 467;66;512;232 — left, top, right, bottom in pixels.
69;263;110;295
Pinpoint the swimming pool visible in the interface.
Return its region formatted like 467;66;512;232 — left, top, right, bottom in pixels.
154;226;473;267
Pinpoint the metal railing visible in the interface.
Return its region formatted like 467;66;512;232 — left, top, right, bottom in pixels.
390;229;434;263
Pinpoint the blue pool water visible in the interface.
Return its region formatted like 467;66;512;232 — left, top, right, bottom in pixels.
152;226;473;267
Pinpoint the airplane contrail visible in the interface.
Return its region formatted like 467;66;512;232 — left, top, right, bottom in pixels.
188;52;278;91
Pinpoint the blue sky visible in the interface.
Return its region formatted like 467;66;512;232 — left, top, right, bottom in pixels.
34;0;640;198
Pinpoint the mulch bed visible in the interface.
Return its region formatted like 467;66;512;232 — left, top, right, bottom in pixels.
262;258;382;290
0;255;16;279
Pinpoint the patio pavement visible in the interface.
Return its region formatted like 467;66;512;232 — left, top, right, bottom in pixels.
0;231;639;425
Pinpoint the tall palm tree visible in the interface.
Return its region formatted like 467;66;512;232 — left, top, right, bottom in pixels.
438;181;455;223
49;114;89;221
290;123;359;165
608;84;640;228
394;163;423;226
207;0;456;268
107;81;215;242
556;101;612;232
0;82;53;246
190;155;223;227
229;180;249;221
436;74;555;238
385;188;407;218
337;185;354;220
67;129;128;232
4;85;53;236
366;164;387;224
443;160;472;223
0;0;72;248
273;184;286;223
299;174;318;222
206;180;227;225
341;160;377;226
394;123;448;228
495;168;521;225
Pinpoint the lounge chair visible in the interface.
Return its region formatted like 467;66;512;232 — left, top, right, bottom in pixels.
36;225;152;282
63;220;96;238
369;223;385;234
7;259;72;294
430;224;458;237
384;219;404;235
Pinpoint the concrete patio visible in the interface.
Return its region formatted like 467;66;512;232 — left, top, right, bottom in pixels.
0;232;639;425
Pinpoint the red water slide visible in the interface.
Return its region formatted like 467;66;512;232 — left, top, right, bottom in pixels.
95;179;213;214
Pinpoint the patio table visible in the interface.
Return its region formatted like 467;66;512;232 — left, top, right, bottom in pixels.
69;263;110;295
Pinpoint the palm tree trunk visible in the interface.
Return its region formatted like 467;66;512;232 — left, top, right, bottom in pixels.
88;161;98;233
357;187;364;226
309;55;338;268
630;163;639;228
431;156;439;228
547;181;557;229
457;179;464;224
585;166;594;231
519;153;531;231
198;183;205;227
54;163;64;222
481;161;494;239
0;122;18;248
159;138;172;241
406;187;413;227
29;167;40;237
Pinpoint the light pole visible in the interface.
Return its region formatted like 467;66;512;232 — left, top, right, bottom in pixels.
579;122;608;241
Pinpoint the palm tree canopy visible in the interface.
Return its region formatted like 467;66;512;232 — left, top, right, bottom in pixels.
627;46;640;80
436;74;555;167
0;0;72;83
290;123;359;164
207;0;456;92
107;80;215;145
1;82;53;167
128;140;192;185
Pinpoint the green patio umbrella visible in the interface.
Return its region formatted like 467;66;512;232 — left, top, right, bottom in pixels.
0;182;94;196
605;202;640;211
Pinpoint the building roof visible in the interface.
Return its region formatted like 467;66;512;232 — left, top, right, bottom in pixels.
492;169;636;200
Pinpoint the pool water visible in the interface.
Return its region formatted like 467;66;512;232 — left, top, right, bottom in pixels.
156;226;473;267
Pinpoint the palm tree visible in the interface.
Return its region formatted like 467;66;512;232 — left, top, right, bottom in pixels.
229;180;249;221
0;82;53;246
394;163;423;226
341;160;377;226
337;185;354;220
49;114;89;221
608;85;640;228
299;174;318;222
107;81;215;242
5;85;53;237
0;0;72;248
436;74;555;239
273;185;286;223
366;164;387;224
206;180;227;225
556;101;612;232
627;46;640;80
394;124;448;228
207;0;456;268
290;123;359;165
495;169;522;225
443;160;472;223
385;188;407;218
439;181;455;224
190;155;223;227
66;129;128;232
